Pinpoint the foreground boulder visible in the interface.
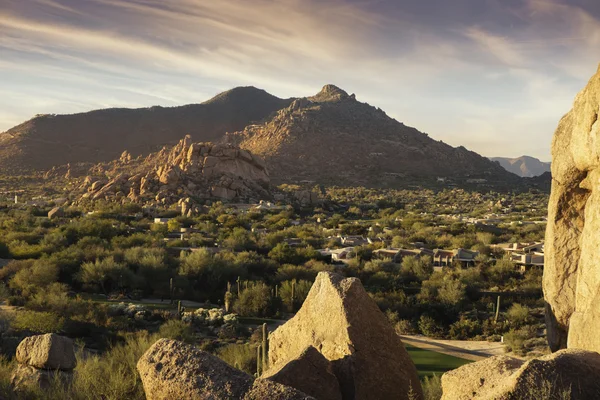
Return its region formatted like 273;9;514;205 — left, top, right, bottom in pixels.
262;346;341;400
268;272;422;400
137;339;313;400
15;333;76;370
11;334;76;391
545;64;600;352
441;349;600;399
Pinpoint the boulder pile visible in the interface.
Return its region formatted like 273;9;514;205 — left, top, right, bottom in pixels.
137;272;422;399
73;135;270;207
11;334;76;391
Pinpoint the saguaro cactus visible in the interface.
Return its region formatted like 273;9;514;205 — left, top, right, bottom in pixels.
262;323;269;372
169;278;173;304
256;344;262;376
225;282;233;313
494;295;501;324
291;281;296;312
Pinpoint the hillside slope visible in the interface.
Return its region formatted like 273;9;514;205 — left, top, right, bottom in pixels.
227;85;519;187
0;87;292;173
489;156;551;177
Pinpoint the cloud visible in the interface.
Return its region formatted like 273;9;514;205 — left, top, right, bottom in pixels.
0;0;599;160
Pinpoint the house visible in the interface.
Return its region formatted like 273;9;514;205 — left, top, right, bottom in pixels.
154;218;171;224
373;248;434;264
511;252;544;272
492;242;544;254
284;238;303;247
330;247;356;264
433;248;479;267
339;235;369;246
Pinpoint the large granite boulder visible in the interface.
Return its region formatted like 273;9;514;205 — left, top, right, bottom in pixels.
137;339;313;400
545;64;600;352
137;339;253;400
15;334;76;370
11;334;76;392
262;346;342;400
441;349;600;400
268;272;422;400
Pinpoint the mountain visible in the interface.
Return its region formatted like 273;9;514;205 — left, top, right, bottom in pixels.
489;156;551;177
0;87;292;174
226;85;519;187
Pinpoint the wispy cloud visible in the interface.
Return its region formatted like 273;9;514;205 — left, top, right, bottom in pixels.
0;0;598;160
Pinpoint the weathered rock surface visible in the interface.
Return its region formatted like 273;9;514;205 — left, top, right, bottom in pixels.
262;346;341;400
545;64;600;352
137;339;253;400
441;349;600;400
268;272;422;400
11;365;73;391
15;334;76;370
244;379;315;400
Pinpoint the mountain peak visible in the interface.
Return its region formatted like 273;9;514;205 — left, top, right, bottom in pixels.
310;84;350;102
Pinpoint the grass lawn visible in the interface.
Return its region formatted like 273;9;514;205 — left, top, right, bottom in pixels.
405;344;472;378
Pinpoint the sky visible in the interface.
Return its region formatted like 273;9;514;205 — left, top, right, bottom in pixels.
1;0;600;161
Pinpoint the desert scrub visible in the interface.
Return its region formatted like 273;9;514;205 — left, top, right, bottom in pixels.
157;320;195;343
216;343;257;375
12;310;65;334
422;374;442;400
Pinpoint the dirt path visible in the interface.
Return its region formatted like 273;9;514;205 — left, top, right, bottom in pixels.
400;335;509;361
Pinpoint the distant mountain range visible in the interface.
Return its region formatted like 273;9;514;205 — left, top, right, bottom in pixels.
1;84;529;188
489;156;551;178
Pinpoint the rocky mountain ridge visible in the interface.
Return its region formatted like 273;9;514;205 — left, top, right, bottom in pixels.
490;155;551;177
226;85;520;187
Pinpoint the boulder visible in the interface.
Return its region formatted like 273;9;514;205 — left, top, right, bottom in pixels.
137;339;253;400
268;272;422;400
545;64;600;352
244;379;315;400
441;349;600;400
11;364;73;391
262;346;341;400
47;207;64;219
16;334;76;370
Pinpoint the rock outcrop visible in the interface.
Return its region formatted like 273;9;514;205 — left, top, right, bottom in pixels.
441;349;600;400
544;64;600;352
137;339;313;400
262;346;342;400
72;135;271;207
267;272;422;400
11;334;76;391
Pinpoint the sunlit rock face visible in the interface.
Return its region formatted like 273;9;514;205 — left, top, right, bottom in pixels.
545;64;600;352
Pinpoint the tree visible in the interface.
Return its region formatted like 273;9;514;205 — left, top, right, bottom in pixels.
79;257;130;295
10;260;59;297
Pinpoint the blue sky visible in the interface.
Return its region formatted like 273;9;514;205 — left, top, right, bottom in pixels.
1;0;599;160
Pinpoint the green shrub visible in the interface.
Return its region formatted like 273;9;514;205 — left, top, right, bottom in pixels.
506;303;530;326
12;310;65;334
234;283;276;317
216;343;257;375
448;317;482;340
418;315;444;338
158;320;194;343
395;320;417;335
504;326;537;356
